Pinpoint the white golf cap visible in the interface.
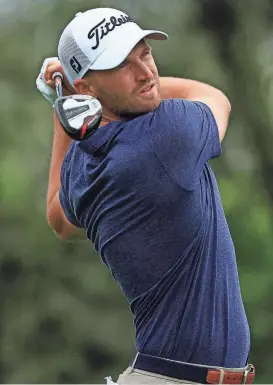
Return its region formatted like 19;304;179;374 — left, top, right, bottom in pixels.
58;8;168;85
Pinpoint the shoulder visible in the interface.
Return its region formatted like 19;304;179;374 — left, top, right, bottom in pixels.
154;98;209;121
157;98;213;114
149;99;211;132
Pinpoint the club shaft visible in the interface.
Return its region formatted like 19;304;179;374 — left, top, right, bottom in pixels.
52;72;63;98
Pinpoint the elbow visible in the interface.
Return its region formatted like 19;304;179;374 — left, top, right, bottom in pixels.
46;207;84;242
48;221;72;241
225;94;232;116
51;226;70;241
224;93;232;130
54;230;71;241
46;193;80;241
221;90;232;116
47;208;68;241
220;93;232;142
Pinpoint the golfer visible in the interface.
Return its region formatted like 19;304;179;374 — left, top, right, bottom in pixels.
37;7;255;384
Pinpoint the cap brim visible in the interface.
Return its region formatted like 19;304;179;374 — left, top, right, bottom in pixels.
88;29;168;71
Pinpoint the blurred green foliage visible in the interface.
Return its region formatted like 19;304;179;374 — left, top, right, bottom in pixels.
1;0;273;383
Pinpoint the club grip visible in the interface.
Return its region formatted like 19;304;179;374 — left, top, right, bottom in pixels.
52;72;64;98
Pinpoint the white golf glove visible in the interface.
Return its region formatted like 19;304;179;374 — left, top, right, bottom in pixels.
36;57;58;106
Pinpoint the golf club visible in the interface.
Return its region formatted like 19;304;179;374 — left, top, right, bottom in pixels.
52;72;102;141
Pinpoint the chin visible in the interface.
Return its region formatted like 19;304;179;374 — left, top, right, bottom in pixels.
117;98;161;120
145;98;161;112
135;101;161;117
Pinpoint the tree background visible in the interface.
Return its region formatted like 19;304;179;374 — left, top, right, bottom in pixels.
1;0;273;383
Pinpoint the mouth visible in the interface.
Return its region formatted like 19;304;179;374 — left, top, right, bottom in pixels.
138;83;156;96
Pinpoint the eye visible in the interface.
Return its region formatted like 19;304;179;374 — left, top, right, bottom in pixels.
142;49;152;60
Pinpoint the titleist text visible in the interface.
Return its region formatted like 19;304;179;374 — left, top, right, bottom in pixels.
88;15;134;50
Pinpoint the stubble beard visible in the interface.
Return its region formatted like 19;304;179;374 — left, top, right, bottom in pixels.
98;77;161;120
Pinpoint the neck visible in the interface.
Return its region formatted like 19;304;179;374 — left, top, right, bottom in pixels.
99;107;126;127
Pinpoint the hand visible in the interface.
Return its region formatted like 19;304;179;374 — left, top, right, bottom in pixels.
36;57;75;106
43;59;75;96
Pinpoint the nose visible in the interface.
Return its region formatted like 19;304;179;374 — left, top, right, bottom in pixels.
134;59;154;81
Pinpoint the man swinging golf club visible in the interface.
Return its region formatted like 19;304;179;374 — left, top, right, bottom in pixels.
36;7;255;385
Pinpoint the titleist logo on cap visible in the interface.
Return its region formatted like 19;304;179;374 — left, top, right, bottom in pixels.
88;15;134;50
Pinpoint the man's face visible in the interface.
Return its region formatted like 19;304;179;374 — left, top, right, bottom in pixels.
86;40;161;119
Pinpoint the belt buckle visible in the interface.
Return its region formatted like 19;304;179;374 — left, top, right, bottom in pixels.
241;364;252;384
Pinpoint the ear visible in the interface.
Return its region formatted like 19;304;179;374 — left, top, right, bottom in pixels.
73;79;97;97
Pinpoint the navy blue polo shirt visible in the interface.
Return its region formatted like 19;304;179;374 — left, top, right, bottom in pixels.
59;99;250;367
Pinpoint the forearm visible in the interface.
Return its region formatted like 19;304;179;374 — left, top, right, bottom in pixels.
47;111;72;208
46;111;72;237
47;112;86;240
160;77;226;102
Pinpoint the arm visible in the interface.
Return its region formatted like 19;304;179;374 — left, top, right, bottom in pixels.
43;60;86;241
159;77;231;142
47;112;86;241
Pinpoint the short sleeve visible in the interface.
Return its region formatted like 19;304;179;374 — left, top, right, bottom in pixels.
149;99;221;190
59;156;82;228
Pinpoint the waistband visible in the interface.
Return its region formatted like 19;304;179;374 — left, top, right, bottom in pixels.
132;353;255;384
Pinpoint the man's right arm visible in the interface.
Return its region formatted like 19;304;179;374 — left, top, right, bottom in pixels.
46;111;86;241
159;77;231;142
42;60;86;241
